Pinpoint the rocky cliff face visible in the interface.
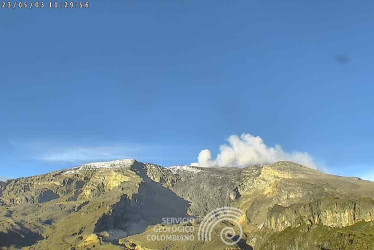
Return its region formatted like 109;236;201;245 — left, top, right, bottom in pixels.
265;197;374;231
143;163;246;215
1;160;374;249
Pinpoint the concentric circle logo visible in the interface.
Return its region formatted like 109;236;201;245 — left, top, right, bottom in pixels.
198;207;244;246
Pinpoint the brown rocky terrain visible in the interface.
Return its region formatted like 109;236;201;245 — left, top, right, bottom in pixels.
1;159;374;249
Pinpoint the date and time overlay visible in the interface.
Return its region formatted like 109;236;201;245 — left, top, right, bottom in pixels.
2;1;89;9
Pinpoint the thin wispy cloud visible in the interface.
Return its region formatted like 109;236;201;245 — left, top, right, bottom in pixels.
8;139;191;165
9;140;143;164
196;133;317;169
38;146;129;163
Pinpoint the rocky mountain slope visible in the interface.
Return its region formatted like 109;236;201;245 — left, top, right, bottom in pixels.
1;160;374;249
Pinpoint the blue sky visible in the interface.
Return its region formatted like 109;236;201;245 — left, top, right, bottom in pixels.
0;0;373;179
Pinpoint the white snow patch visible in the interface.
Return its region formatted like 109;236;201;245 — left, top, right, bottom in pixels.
63;169;79;175
168;165;202;174
62;159;136;174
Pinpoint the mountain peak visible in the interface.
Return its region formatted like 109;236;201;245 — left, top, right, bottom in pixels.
79;158;136;168
63;159;137;174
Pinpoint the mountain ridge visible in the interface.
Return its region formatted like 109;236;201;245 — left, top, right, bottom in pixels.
2;158;368;181
1;159;374;249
